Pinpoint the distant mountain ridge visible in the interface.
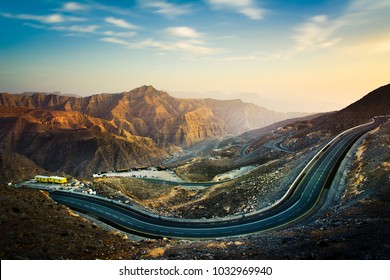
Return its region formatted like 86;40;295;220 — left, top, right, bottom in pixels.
0;85;307;146
0;85;308;178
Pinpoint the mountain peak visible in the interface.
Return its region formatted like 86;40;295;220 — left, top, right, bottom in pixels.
125;85;170;98
138;85;157;91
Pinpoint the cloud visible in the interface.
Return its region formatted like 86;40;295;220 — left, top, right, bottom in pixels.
292;15;342;53
1;12;65;24
60;1;134;16
61;2;89;12
171;40;222;55
347;0;390;12
141;1;193;18
105;17;137;29
103;31;136;38
206;0;265;20
101;35;223;55
289;0;390;56
100;37;131;46
1;12;84;24
131;38;167;49
51;25;99;33
22;22;46;29
166;26;202;38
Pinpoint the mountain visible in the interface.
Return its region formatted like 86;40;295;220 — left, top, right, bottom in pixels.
3;84;388;178
0;85;307;146
0;85;308;178
314;83;390;132
0;106;167;177
195;98;307;134
273;84;390;151
289;84;390;136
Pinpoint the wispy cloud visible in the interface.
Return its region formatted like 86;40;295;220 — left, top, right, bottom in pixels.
347;0;390;13
100;22;222;56
288;0;390;57
101;33;223;56
166;26;202;38
100;37;131;46
0;12;80;24
140;0;193;18
103;31;136;38
292;15;342;53
100;37;166;50
105;17;137;29
171;40;222;55
61;2;89;12
206;0;266;20
51;25;99;33
61;1;135;16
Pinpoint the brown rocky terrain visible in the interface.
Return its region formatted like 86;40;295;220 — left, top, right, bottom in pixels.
279;84;390;151
154;122;389;260
0;85;304;148
0;149;48;185
0;186;167;259
1;118;388;260
0;85;307;178
0;106;167;177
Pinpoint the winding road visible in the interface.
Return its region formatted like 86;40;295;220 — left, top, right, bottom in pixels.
50;117;386;239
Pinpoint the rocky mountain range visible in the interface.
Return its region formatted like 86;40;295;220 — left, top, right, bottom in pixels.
2;85;388;260
0;85;306;179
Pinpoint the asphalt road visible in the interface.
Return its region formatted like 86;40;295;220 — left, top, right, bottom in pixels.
273;138;292;153
239;144;251;156
136;178;221;187
50;117;386;239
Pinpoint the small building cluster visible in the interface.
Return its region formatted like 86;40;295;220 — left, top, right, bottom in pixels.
34;175;67;184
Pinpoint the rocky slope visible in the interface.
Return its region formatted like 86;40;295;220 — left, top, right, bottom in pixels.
0;186;162;259
0;149;48;185
278;84;390;151
315;83;390;133
0;106;167;177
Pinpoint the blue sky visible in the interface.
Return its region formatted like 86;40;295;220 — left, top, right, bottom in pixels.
0;0;389;112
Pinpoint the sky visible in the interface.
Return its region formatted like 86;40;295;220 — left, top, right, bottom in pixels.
0;0;389;112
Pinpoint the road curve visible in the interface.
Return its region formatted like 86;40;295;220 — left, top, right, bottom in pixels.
50;117;386;239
